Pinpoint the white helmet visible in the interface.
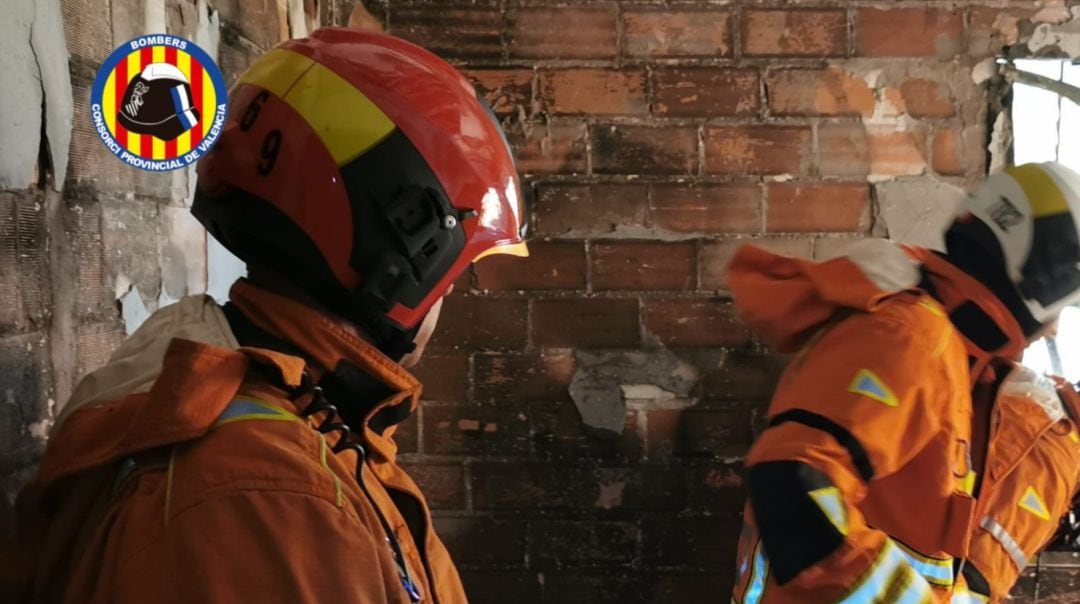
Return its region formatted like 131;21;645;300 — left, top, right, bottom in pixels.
954;162;1080;326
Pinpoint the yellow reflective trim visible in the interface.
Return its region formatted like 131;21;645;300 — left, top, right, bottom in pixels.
1069;430;1079;443
316;431;345;508
238;48;315;99
849;368;899;407
1008;164;1069;218
892;539;954;588
960;470;977;495
918;298;945;317
808;486;849;535
1018;485;1051;520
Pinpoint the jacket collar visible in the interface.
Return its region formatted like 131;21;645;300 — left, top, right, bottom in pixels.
907;248;1028;381
228;280;422;446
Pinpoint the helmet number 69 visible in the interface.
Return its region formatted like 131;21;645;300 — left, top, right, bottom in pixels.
258;130;283;176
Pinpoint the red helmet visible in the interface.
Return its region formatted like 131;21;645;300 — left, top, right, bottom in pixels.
194;28;527;353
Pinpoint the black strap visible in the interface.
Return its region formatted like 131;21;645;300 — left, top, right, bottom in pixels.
770;409;876;482
961;562;992;597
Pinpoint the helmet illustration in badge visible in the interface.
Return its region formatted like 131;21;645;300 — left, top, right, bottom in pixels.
117;63;201;141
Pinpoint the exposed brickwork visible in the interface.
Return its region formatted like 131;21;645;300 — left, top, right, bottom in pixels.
379;2;1080;600
8;1;1079;602
652;68;759;117
857;7;965;58
622;9;732;58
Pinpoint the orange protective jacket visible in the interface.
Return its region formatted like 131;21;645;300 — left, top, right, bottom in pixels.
727;240;1080;604
0;280;466;604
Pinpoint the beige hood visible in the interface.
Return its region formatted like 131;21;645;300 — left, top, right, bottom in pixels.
57;295;239;427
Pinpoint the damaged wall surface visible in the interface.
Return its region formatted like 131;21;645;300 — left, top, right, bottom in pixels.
5;0;1080;602
0;0;337;523
389;1;1080;601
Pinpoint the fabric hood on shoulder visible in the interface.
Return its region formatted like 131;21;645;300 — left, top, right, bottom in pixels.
56;295;240;428
727;239;921;353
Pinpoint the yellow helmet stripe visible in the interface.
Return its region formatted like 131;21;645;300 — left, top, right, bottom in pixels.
239;48;397;166
1008;164;1070;218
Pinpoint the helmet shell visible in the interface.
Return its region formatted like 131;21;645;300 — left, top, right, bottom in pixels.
195;28;526;332
959;162;1080;323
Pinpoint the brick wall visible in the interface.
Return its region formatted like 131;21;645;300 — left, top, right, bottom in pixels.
378;1;1080;601
0;0;336;518
4;0;1080;601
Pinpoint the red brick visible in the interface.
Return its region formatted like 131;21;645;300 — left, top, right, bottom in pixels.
1034;567;1080;600
546;574;644;601
643;299;751;347
466;69;534;115
532;402;641;463
650;573;734;604
899;78;954;118
620;464;690;511
623;9;732;58
648;406;751;458
397;462;466;509
423;404;532;456
592;241;697;291
458;572;544;604
868;125;928;176
392;7;502;59
430;296;528;350
742;9;847;57
643;515;742;569
474;351;575;402
857;8;964;58
701;352;787;402
687;463;748;512
767;67;875;117
471;463;614;510
704;126;811;175
530;521;638;567
650;183;761;235
532;298;641;348
538;69;647;116
412;352;470;402
592;125;699;175
509;6;617;60
817;122;870;177
536;184;650;237
434;517;527;567
766;182;871;233
508;121;588;175
932;126;963;176
700;238;814;291
652;67;759;117
475;241;586;291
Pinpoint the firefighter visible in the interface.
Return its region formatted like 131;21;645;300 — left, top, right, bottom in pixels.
2;28;527;603
729;162;1080;603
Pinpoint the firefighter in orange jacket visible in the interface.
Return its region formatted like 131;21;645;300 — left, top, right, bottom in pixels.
1;29;528;603
729;162;1080;603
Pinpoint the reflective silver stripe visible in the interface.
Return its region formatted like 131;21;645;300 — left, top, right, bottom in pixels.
892;540;954;587
744;540;769;604
839;541;932;603
980;516;1029;570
